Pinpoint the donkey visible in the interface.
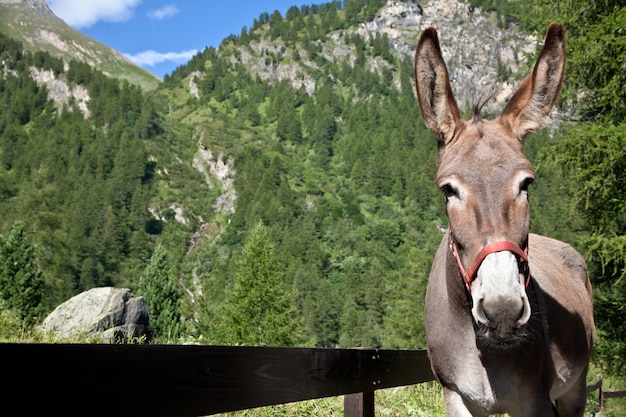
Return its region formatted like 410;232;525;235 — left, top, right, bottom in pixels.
414;23;595;417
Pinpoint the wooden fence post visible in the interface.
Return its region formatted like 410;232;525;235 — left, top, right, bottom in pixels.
599;379;605;414
344;391;375;417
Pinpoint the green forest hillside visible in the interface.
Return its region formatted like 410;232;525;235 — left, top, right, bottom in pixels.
0;0;624;377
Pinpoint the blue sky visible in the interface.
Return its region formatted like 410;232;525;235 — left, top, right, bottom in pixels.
47;0;304;79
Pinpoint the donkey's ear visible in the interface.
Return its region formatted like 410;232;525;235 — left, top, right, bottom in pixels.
414;27;463;146
499;23;566;140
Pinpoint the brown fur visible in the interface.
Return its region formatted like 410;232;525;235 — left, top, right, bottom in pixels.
415;23;594;417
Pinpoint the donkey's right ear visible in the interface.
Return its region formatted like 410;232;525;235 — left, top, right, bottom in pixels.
414;27;464;146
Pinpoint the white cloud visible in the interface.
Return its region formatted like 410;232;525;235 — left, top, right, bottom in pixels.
124;49;198;67
147;5;179;20
48;0;142;28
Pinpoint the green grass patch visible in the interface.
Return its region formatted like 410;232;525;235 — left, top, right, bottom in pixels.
214;382;446;417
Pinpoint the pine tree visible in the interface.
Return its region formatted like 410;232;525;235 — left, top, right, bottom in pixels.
225;222;302;346
0;221;44;324
138;243;183;341
276;103;302;142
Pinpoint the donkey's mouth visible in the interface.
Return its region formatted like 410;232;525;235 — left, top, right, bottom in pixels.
475;321;529;349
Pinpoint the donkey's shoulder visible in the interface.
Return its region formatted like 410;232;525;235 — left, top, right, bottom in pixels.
528;233;590;292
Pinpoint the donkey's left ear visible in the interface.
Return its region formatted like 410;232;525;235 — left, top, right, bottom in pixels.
499;23;566;140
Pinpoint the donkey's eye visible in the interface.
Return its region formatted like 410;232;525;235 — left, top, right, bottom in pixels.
519;177;535;196
440;183;459;201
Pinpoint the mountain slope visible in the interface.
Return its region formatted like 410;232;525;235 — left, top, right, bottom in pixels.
167;0;538;117
153;0;571;348
0;0;160;90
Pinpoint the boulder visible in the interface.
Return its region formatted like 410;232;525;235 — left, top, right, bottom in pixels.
41;287;151;342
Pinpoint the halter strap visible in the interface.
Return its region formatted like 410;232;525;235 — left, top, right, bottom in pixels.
450;239;529;292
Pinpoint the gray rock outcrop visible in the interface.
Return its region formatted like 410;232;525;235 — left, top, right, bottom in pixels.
363;0;537;114
41;287;151;342
29;67;91;117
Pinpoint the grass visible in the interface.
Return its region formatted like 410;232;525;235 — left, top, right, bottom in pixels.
212;371;626;417
214;382;447;417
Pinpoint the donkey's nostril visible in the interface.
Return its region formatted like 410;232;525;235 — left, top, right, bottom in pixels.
516;295;532;327
472;297;490;326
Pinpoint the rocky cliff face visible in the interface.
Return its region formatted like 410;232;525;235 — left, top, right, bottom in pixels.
360;0;538;114
419;0;536;113
193;145;236;215
222;0;539;116
29;67;91;116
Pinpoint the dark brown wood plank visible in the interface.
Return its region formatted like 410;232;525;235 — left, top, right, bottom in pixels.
2;344;433;417
587;378;602;393
344;391;375;417
603;390;626;399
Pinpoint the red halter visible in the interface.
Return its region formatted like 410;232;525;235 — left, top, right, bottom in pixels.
450;239;530;292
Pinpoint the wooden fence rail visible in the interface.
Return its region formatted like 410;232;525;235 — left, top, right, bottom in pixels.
587;377;626;415
0;344;434;417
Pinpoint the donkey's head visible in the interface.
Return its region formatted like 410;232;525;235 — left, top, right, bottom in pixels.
415;24;565;346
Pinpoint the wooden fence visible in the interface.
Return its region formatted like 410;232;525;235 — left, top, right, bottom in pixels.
0;344;434;417
587;377;626;415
